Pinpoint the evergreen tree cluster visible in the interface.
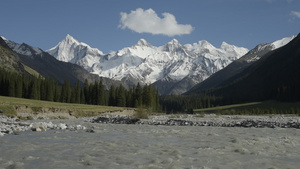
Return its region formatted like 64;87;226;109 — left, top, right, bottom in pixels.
107;83;161;112
160;94;221;113
0;69;161;112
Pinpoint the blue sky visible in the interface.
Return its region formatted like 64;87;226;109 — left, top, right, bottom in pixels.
1;0;300;53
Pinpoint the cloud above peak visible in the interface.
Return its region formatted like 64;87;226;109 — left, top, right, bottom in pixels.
119;8;194;36
291;11;300;18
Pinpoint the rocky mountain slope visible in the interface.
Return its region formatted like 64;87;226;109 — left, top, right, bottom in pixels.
0;37;25;73
186;35;296;94
47;35;248;94
3;38;123;88
194;33;300;102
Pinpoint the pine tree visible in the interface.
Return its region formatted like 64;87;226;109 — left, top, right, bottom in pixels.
54;82;60;102
109;85;116;106
15;76;22;98
40;78;46;100
135;83;142;107
75;80;81;103
80;88;85;104
83;79;90;104
60;80;71;103
22;74;29;98
29;78;38;100
98;80;105;105
116;84;126;107
46;78;54;101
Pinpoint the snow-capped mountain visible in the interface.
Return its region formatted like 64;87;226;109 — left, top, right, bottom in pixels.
186;35;296;94
47;35;249;94
242;35;296;63
4;38;124;88
47;34;104;71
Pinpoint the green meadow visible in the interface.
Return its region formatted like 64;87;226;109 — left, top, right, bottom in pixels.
194;101;300;115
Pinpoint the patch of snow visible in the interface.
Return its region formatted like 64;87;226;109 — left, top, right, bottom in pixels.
271;35;296;49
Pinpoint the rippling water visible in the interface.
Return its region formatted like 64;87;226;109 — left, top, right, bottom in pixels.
0;124;299;169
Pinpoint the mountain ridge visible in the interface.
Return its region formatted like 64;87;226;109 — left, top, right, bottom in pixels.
185;35;296;95
3;38;124;88
47;35;249;94
189;33;300;103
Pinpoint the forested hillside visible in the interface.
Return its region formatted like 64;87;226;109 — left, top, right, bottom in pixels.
0;68;161;112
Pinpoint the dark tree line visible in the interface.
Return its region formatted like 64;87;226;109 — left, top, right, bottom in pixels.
160;94;222;113
0;68;161;112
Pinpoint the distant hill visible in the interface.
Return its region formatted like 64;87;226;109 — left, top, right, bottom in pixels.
193;33;300;103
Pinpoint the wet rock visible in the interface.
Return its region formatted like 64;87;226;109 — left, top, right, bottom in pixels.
57;123;67;130
86;129;95;133
30;122;47;132
75;125;86;130
92;116;140;124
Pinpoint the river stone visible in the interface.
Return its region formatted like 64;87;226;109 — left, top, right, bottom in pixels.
30;122;47;132
58;123;67;130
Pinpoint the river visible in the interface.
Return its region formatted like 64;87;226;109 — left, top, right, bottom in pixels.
0;122;299;169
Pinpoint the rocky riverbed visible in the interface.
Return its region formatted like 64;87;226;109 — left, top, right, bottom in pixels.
1;113;299;136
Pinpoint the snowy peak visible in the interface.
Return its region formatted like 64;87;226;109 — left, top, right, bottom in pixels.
46;34;104;67
47;35;249;88
244;35;296;63
0;36;7;41
160;39;184;52
220;41;249;56
135;39;152;47
220;41;231;49
197;40;215;48
271;35;296;49
64;34;79;44
184;40;215;54
167;39;181;47
46;35;252;94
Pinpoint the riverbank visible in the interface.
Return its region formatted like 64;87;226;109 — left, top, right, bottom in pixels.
1;113;300;136
93;114;300;128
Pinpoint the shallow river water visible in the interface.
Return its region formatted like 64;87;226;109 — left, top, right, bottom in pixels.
0;124;299;169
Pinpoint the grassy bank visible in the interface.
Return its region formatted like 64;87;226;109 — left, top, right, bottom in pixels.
0;96;127;117
194;101;300;115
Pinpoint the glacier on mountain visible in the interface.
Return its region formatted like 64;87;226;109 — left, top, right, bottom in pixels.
47;34;249;94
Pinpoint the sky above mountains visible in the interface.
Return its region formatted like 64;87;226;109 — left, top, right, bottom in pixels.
1;0;299;53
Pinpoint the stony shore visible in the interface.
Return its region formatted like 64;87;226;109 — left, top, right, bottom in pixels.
1;113;300;136
93;114;300;128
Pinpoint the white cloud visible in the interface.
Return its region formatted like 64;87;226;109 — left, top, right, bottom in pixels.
291;11;300;18
119;8;194;36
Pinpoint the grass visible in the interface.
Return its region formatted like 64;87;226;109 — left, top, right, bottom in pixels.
134;107;149;119
0;105;17;116
0;96;127;117
194;100;300;115
194;102;261;112
22;64;41;77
